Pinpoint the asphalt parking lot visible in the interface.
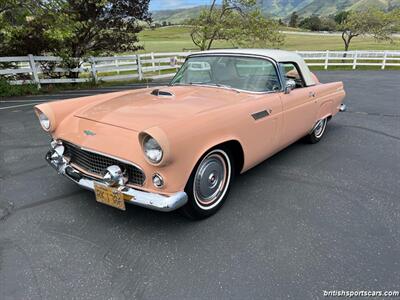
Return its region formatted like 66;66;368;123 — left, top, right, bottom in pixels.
1;71;399;299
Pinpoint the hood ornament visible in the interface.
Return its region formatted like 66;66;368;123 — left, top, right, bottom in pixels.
83;130;96;136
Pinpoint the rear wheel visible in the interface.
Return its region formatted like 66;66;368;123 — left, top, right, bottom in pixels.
181;148;234;220
306;117;328;144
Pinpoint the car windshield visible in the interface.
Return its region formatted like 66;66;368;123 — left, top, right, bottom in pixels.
170;55;281;92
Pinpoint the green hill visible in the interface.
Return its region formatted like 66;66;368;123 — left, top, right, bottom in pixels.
350;0;400;11
297;0;400;17
151;6;208;24
258;0;313;17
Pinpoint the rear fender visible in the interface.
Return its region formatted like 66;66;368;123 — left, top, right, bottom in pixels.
316;99;334;121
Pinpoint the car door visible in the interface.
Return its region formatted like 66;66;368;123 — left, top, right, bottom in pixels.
279;62;319;147
232;57;284;169
244;93;283;164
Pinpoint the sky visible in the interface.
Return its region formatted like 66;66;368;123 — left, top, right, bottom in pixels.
150;0;220;11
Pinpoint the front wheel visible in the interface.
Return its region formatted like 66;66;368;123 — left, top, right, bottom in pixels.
306;117;328;144
181;148;234;220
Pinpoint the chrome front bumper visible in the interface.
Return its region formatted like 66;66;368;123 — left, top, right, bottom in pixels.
45;151;188;212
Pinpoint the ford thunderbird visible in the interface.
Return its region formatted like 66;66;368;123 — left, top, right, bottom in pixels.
35;49;346;219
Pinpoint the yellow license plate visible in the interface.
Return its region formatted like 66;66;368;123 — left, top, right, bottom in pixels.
94;183;126;211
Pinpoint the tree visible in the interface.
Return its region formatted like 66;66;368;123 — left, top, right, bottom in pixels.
299;15;322;31
334;11;350;25
289;11;298;28
393;9;400;31
339;8;399;51
0;15;58;56
320;17;337;31
1;1;151;57
189;0;284;51
0;0;23;14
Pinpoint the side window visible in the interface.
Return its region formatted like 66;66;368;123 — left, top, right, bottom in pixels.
280;62;306;89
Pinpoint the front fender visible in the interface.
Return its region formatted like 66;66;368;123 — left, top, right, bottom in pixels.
154;131;244;192
152;108;246;192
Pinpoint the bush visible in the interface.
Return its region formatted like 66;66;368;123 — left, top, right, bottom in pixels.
0;78;39;97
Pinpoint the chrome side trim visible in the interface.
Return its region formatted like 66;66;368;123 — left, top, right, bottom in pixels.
45;151;187;212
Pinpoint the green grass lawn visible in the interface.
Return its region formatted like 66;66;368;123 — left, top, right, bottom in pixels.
137;26;400;53
284;34;400;51
137;26;232;53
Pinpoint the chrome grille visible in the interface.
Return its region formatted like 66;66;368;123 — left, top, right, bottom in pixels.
63;141;145;186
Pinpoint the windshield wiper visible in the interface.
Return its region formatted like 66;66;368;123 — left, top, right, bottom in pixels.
170;83;190;86
171;82;240;93
188;82;240;93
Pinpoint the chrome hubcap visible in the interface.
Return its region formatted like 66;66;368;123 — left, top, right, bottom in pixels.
314;118;327;138
193;150;231;210
208;173;218;188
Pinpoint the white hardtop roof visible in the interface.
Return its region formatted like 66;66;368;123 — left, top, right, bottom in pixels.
189;49;315;86
192;49;300;62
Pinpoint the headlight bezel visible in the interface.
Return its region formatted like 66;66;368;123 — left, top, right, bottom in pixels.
141;134;164;165
35;109;52;131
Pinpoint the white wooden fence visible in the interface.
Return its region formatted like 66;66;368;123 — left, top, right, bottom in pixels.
297;50;400;70
0;52;190;88
1;50;399;88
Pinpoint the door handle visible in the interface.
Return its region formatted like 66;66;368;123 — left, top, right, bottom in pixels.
309;91;316;97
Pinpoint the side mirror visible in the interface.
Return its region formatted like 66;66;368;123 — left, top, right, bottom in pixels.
284;79;296;94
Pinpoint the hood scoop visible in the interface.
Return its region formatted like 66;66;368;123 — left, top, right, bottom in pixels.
151;89;174;97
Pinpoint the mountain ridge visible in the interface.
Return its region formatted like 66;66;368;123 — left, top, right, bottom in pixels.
297;0;400;17
151;0;400;24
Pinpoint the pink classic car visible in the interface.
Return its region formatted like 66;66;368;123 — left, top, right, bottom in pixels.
35;49;346;219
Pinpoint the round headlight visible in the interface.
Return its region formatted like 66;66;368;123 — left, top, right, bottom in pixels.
143;135;163;164
38;111;51;131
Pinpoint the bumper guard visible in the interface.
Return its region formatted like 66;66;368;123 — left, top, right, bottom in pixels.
45;150;187;212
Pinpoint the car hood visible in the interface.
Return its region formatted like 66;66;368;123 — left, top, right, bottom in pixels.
73;86;244;132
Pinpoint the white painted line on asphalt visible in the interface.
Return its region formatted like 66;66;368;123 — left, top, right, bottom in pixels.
2;97;69;101
45;93;94;96
0;99;50;103
58;89;127;93
0;85;157;110
26;93;93;97
0;103;40;110
21;93;94;98
1;93;95;101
